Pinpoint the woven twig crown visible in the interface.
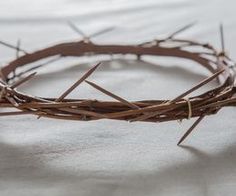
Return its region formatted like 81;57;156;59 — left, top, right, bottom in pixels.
0;23;235;144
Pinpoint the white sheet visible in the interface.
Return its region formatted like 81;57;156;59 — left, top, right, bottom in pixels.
1;0;236;195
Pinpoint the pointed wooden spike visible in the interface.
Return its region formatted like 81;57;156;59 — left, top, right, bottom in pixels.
85;80;139;109
15;56;61;78
171;69;225;103
90;27;114;38
16;39;21;59
220;23;225;53
10;72;37;89
177;115;205;145
0;40;27;54
67;21;89;41
168;22;197;39
56;62;101;102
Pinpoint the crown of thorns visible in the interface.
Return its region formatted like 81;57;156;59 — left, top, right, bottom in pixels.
0;22;235;145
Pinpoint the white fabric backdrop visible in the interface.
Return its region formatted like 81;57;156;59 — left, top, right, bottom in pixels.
1;0;236;195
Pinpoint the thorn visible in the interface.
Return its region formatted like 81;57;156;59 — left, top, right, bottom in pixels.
177;115;205;145
56;62;101;102
16;39;21;59
85;80;139;109
171;68;225;103
14;56;61;79
10;72;37;89
220;23;225;53
168;21;197;39
67;21;114;42
12;39;21;79
137;54;141;61
67;21;90;42
0;40;27;54
89;26;114;38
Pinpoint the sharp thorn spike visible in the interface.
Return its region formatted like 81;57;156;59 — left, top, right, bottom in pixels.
177;115;205;145
10;72;37;89
56;62;101;102
0;40;27;54
220;23;225;53
16;39;21;58
171;68;225;103
168;21;197;39
85;80;139;109
90;26;115;38
67;21;90;41
15;56;61;78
